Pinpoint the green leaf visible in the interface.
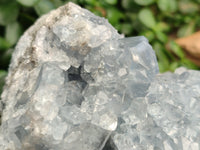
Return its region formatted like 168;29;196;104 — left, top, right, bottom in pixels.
181;59;199;70
183;16;193;24
51;0;63;8
34;0;55;16
104;0;117;5
169;62;179;72
178;1;199;14
0;1;19;25
85;0;97;5
5;22;22;46
0;71;7;78
177;22;194;38
154;30;168;43
169;41;185;59
138;8;156;29
140;30;155;42
154;22;170;32
17;0;39;7
107;8;124;25
0;37;11;51
157;0;177;12
126;12;137;22
153;42;170;72
134;0;155;6
0;48;13;69
122;0;140;10
120;23;133;35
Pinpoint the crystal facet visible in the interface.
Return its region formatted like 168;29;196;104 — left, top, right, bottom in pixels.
0;2;199;150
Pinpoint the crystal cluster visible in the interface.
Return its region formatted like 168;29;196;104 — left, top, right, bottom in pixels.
0;2;199;150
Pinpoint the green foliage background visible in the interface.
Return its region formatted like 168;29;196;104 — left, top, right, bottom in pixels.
0;0;200;94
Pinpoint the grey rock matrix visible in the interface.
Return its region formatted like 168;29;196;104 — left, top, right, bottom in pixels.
0;2;199;150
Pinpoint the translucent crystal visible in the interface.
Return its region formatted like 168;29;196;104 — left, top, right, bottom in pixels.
0;2;199;150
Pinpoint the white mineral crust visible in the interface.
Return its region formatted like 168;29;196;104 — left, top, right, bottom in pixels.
0;2;199;150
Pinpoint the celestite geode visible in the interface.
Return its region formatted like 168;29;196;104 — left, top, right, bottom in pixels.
0;2;199;150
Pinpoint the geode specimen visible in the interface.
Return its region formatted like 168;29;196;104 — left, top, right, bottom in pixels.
0;2;199;150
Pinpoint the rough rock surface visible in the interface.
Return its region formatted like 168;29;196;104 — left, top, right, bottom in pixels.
0;2;199;150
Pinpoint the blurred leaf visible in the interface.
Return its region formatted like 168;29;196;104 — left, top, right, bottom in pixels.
5;22;22;46
85;0;96;5
126;12;137;22
183;16;193;23
92;9;103;17
134;0;155;6
140;30;155;42
0;1;19;25
104;0;117;5
181;59;199;70
154;30;168;43
17;0;39;7
178;1;199;14
0;49;13;69
138;8;156;29
91;6;106;17
0;70;7;94
34;0;55;16
51;0;64;8
107;8;124;25
153;42;170;72
122;0;140;10
0;0;11;3
169;62;179;72
0;37;11;51
177;22;195;38
0;71;7;78
157;0;177;12
169;41;185;59
154;22;170;32
158;62;167;73
120;23;133;35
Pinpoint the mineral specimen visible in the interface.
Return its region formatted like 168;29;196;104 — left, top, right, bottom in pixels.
0;2;199;150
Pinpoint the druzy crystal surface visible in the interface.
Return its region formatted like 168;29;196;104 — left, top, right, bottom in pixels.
0;2;199;150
